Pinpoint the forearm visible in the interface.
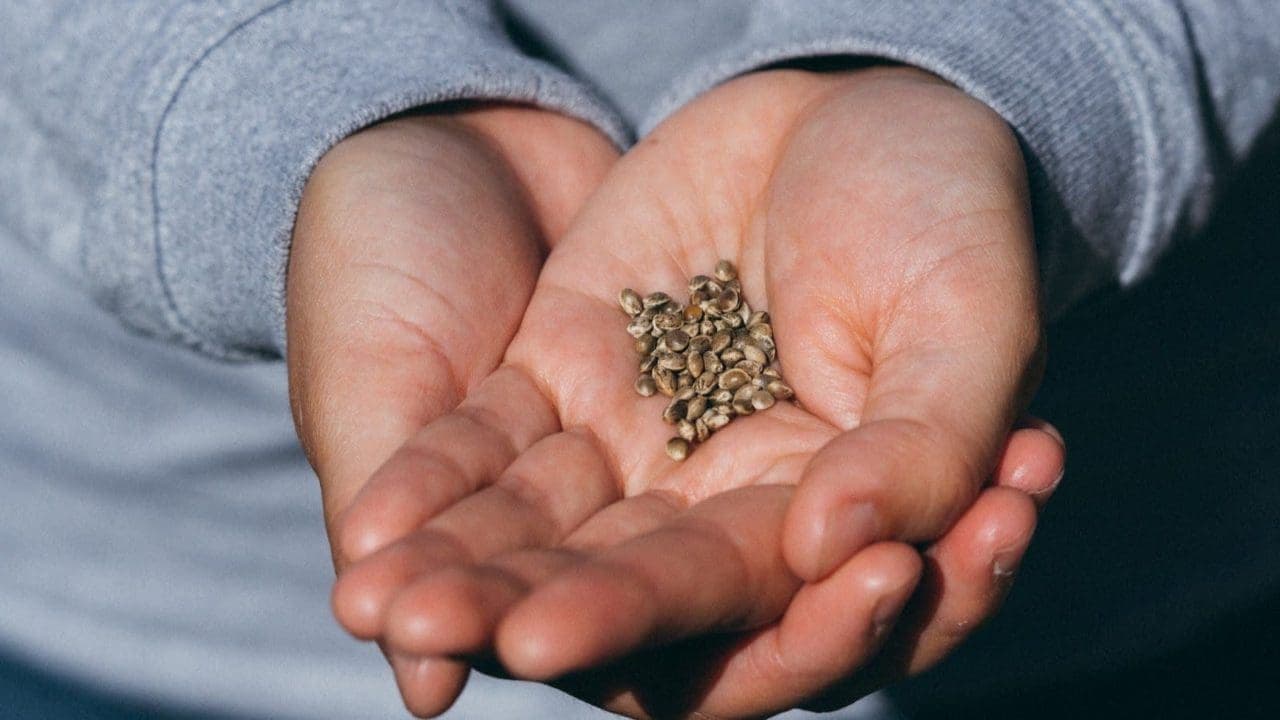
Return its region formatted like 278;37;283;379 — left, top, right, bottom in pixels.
0;0;624;359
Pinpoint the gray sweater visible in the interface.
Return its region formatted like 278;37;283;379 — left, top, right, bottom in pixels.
1;2;1277;718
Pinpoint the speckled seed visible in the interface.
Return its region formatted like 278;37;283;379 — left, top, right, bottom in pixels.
703;351;723;374
695;418;710;442
620;288;643;316
723;312;743;329
687;350;704;377
635;374;657;397
733;384;756;404
720;348;745;365
677;371;694;389
738;301;752;324
674;387;696;402
686;395;708;421
718;368;751;390
749;311;771;326
643;292;672;310
693;372;718;395
683;305;704;322
714;259;737;282
635;334;657;355
705;413;731;431
654;312;683;331
713;403;735;416
664;329;690;352
666;437;690;461
700;320;716;336
689;275;713;293
711;388;733;404
742;344;768;366
766;379;794;400
688;335;711;354
735;359;763;376
664;400;688;425
653;368;676;397
681;323;700;337
639;354;657;372
761;367;781;381
627;316;651;338
748;323;772;341
689;290;708;307
732;397;755;415
751;389;776;411
677;419;697;442
716;289;740;313
657;351;686;371
711;331;732;353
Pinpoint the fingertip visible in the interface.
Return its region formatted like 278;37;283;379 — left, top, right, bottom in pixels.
331;564;391;640
959;486;1037;578
390;653;470;718
783;494;882;582
994;426;1065;506
385;567;520;656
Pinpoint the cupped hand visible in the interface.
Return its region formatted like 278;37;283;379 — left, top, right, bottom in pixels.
285;104;617;699
334;66;1049;717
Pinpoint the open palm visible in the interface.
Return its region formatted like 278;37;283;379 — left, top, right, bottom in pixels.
335;67;1049;717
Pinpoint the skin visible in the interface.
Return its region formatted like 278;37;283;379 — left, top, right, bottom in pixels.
293;66;1063;718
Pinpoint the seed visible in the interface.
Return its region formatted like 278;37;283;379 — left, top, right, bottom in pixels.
752;375;766;389
705;413;730;431
686;395;708;420
674;387;696;402
722;312;743;328
766;379;794;400
724;278;741;293
688;335;712;354
692;372;716;395
714;259;737;282
666;437;690;461
742;344;768;365
750;311;771;326
626;316;651;338
703;351;723;374
732;397;755;415
733;384;756;404
710;388;733;404
677;371;694;389
718;368;751;390
751;389;776;411
748;323;772;341
711;331;732;353
689;275;712;293
761;367;781;381
716;289;740;313
643;292;672;310
689;290;708;307
677;419;697;442
738;300;752;324
654;312;683;331
619;288;643;316
700;320;716;335
653;368;676;397
657;351;686;371
687;350;704;377
664;400;688;424
635;334;657;355
713;402;735;415
664;329;690;352
735;360;763;376
639;354;657;372
720;348;745;365
704;279;723;295
695;418;710;442
683;304;704;322
635;374;657;397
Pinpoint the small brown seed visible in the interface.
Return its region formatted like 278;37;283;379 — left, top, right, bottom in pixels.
695;417;710;442
643;291;672;310
748;323;772;341
718;368;751;390
749;311;771;326
686;395;708;420
766;379;794;400
689;290;708;307
694;371;718;395
654;368;676;397
724;278;741;293
713;402;735;416
664;400;688;424
716;288;741;313
681;323;700;337
619;288;643;316
688;275;713;293
735;359;763;376
657;350;686;371
722;312;743;328
626;316;651;338
666;437;690;461
714;259;737;282
732;397;755;415
634;374;657;397
700;320;716;336
687;350;704;377
733;384;756;403
654;312;683;331
751;389;776;411
677;371;694;389
677;419;697;442
738;300;752;324
664;329;690;352
710;388;734;404
705;413;730;431
683;304;704;322
674;387;696;402
761;366;781;381
639;354;657;372
705;279;723;295
742;344;768;366
635;334;657;355
689;335;712;354
711;331;732;353
703;351;723;374
720;348;745;365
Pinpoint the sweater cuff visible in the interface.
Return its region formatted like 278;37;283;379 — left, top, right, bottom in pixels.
645;1;1166;317
148;0;626;359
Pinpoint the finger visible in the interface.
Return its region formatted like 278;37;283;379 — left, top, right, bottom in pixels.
496;485;802;680
994;417;1066;507
804;485;1039;711
334;367;559;565
388;652;471;719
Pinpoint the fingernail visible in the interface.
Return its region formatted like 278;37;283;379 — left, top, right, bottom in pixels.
992;547;1024;578
817;501;880;578
871;586;910;639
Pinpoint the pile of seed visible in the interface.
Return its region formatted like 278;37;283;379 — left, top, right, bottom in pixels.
619;259;793;461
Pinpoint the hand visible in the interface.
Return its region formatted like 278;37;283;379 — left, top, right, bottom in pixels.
285;104;616;687
334;66;1048;716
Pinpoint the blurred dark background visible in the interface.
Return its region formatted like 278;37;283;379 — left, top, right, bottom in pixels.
892;122;1280;718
